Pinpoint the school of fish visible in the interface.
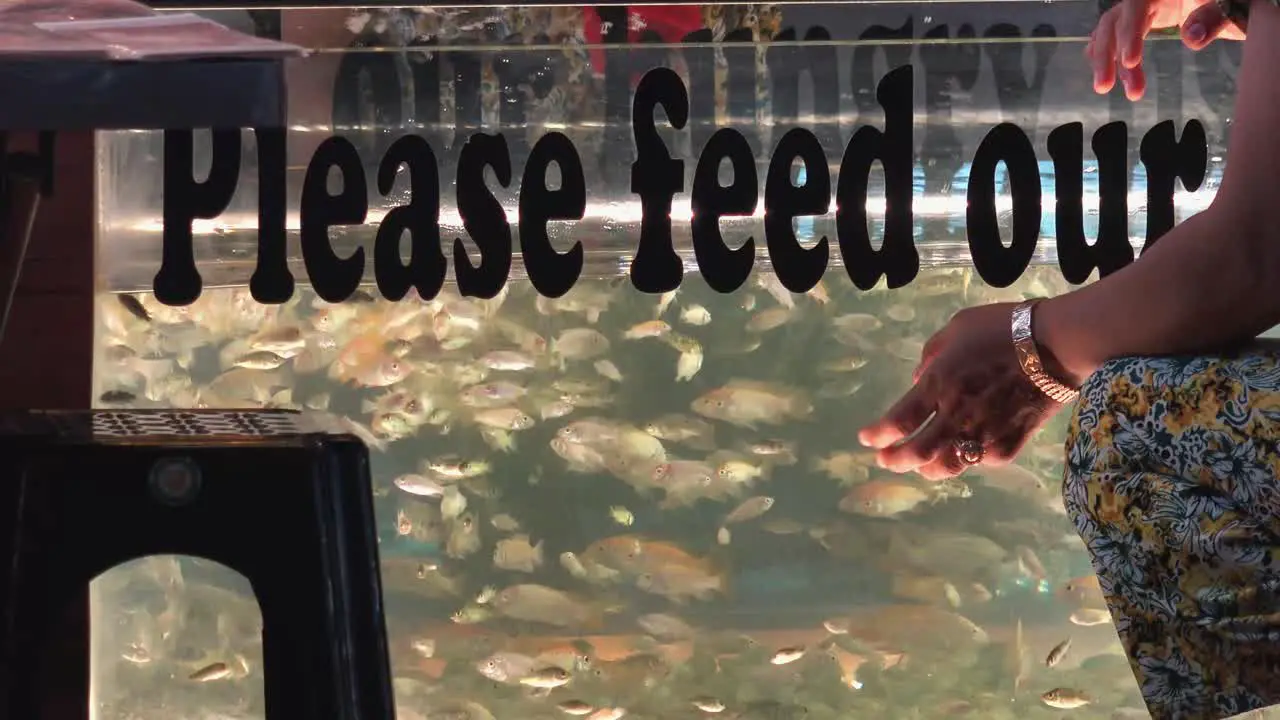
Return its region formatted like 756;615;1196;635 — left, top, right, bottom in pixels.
91;266;1154;720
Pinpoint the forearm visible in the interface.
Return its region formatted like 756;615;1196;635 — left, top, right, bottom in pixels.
1035;0;1280;388
1036;205;1280;387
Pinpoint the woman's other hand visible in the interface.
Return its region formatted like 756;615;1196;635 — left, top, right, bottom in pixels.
857;304;1066;480
1089;0;1242;99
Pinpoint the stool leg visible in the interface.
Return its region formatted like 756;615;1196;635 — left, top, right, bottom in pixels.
0;432;393;720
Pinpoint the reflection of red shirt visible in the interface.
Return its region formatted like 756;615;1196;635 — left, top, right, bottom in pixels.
582;6;704;79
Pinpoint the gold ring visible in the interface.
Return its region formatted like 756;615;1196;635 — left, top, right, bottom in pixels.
955;439;985;466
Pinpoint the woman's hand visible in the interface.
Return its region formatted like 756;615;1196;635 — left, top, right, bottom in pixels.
857;303;1065;480
1089;0;1242;100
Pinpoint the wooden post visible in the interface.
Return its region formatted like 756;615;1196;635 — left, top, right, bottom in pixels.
0;129;96;719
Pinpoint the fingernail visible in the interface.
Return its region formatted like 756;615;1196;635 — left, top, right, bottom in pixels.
1188;23;1206;42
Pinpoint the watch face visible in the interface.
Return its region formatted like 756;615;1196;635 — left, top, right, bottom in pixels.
1016;343;1040;373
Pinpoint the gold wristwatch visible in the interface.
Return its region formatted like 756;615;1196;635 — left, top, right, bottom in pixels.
1011;299;1080;404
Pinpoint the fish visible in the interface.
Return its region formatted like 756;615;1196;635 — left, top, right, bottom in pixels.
692;696;726;713
446;512;481;558
842;604;989;654
558;700;595;715
476;651;539;684
770;646;805;665
717;496;775;545
233;350;288;370
680;305;712;325
1041;688;1091;709
552;328;610;362
490;584;608;628
1045;637;1072;668
479;349;537;371
691;379;812;428
1059;575;1107;607
494;534;544;573
473;407;536;431
96;268;1117;719
637;613;695;640
624;320;671;340
839;480;933;518
519;666;571;688
609;506;635;526
1069;608;1113;627
746;307;793;332
393;473;445;498
188;661;232;682
117;293;152;322
675;347;703;382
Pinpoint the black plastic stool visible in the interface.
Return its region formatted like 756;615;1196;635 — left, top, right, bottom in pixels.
0;409;395;720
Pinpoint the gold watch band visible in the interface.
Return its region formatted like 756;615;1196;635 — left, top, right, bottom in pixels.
1011;299;1080;404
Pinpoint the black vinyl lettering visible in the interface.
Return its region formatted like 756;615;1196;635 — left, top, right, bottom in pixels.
250;126;293;304
691;128;758;293
836;65;917;290
1092;121;1134;277
966;123;1040;288
1047;121;1137;283
454;133;513;299
156;129;240;306
1139;120;1207;253
765;128;830;293
520;132;587;298
373;135;446;302
154;25;1221;306
1046;122;1091;285
630;68;689;294
300;137;369;303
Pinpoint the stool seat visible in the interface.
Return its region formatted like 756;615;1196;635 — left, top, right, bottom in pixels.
0;409;394;720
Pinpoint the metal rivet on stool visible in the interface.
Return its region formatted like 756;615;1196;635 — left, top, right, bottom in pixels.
148;456;201;506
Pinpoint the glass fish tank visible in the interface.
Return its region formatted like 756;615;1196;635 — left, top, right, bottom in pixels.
87;2;1238;718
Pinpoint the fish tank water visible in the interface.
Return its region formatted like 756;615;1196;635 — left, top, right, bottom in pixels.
87;2;1237;719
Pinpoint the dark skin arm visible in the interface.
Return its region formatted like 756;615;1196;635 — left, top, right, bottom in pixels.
1041;0;1280;386
859;1;1280;478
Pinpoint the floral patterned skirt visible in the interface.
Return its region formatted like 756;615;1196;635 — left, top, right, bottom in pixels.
1064;346;1280;720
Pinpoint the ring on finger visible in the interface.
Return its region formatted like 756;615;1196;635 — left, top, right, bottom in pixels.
954;438;985;466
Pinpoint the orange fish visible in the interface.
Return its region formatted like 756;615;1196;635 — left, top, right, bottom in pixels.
1057;575;1106;608
839;480;933;518
329;332;410;387
842;604;988;652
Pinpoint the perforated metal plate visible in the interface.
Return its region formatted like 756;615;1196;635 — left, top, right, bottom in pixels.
0;409;307;441
91;410;304;438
